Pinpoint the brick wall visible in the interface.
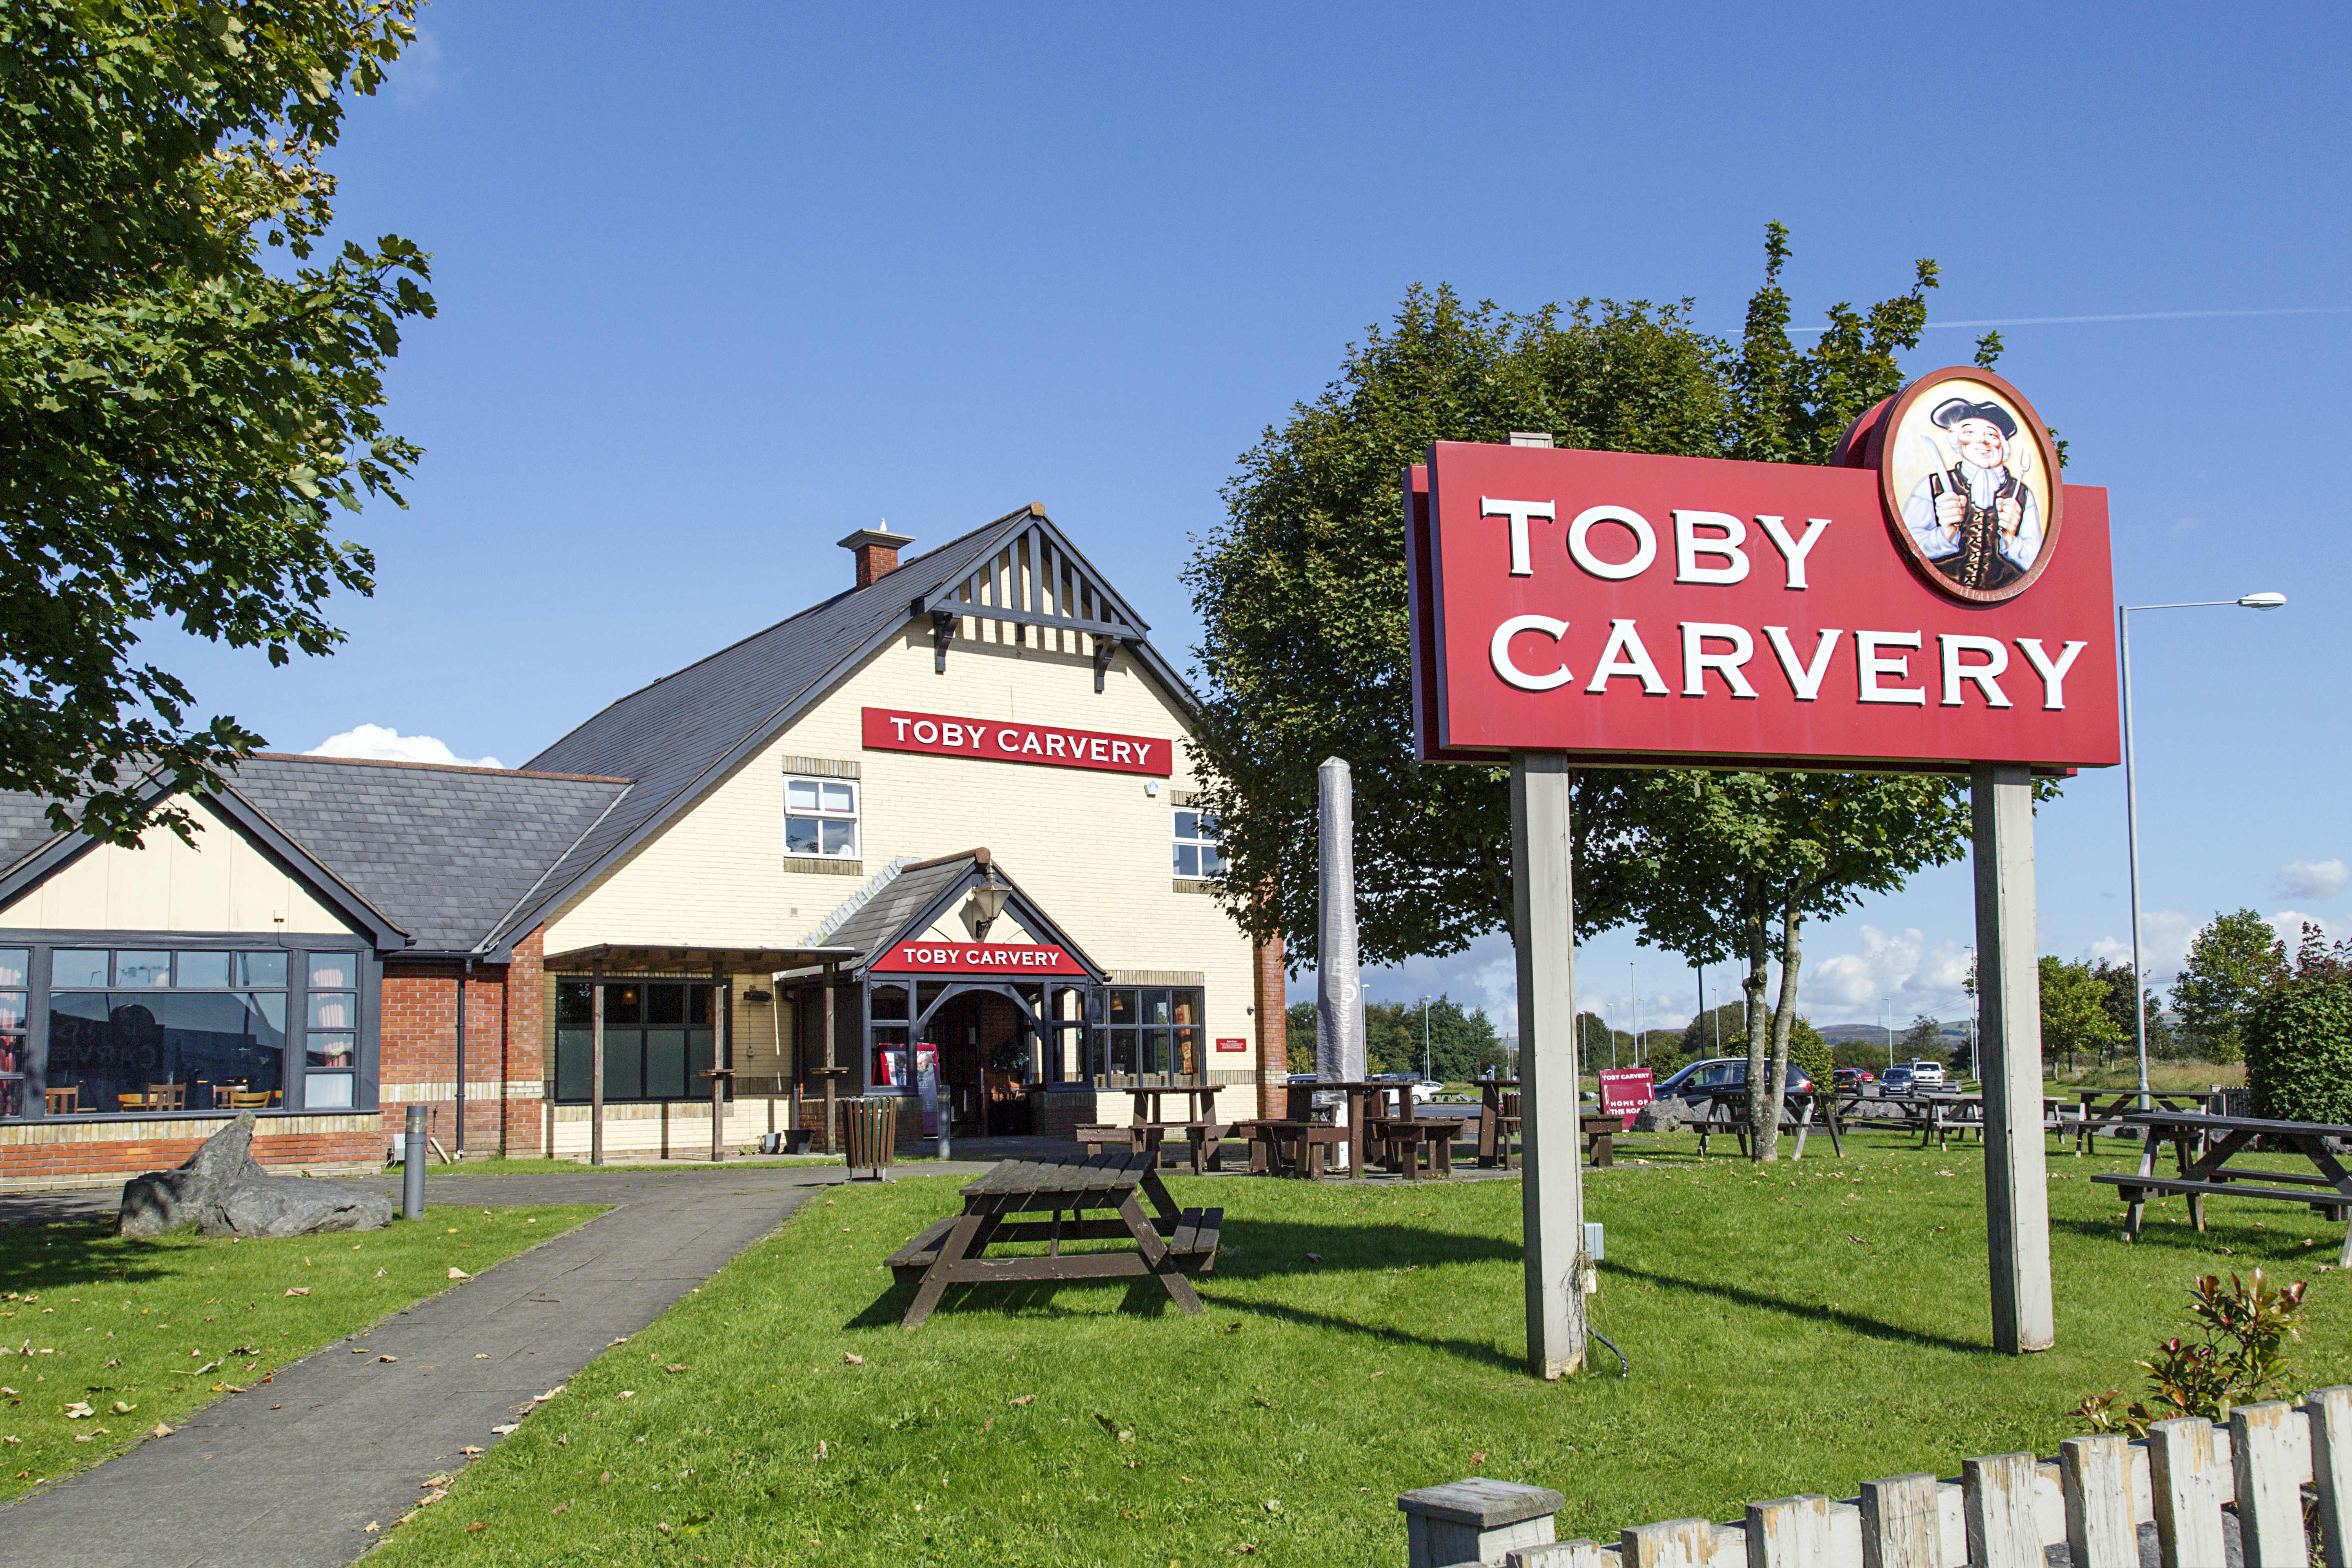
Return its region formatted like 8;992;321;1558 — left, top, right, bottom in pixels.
379;936;543;1160
0;1115;383;1189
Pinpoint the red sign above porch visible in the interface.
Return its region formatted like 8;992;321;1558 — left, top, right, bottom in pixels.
870;942;1090;976
862;707;1170;777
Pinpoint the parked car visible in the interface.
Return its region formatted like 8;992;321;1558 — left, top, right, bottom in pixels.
1286;1072;1319;1085
1832;1066;1874;1091
1879;1065;1918;1096
1653;1056;1815;1104
1906;1060;1948;1086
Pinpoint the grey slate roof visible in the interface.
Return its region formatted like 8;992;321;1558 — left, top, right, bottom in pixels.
223;756;632;955
510;505;1194;941
0;756;632;958
821;854;976;966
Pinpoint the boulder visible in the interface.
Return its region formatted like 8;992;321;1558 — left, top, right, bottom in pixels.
203;1176;393;1238
119;1111;392;1239
118;1112;267;1237
1632;1098;1698;1133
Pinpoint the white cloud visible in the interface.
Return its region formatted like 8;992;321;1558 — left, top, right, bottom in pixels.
308;724;503;771
2085;909;2200;980
2278;858;2349;901
1802;926;1976;1021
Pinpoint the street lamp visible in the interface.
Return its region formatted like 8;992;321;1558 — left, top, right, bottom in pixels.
1417;994;1432;1085
2119;591;2287;1108
1882;997;1893;1071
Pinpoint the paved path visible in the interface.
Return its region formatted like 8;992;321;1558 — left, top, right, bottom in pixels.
0;1161;996;1568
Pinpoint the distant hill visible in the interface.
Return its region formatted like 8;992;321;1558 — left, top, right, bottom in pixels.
1815;1020;1970;1046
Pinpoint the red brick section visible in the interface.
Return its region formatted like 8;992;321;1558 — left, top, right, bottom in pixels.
377;932;546;1160
0;1125;379;1183
501;929;546;1157
1253;930;1285;1117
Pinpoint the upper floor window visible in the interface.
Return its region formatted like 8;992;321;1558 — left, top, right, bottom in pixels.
1173;807;1222;880
786;777;859;860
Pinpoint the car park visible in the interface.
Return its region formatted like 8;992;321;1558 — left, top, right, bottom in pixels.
1653;1056;1815;1104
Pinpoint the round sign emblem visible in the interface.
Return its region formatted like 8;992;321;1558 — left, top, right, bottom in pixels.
1869;367;2063;604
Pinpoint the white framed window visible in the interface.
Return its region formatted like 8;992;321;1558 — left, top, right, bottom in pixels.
786;776;860;860
1172;806;1222;880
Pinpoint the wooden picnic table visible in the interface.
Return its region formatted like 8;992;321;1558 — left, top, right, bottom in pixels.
884;1152;1221;1327
2069;1089;2212;1153
1908;1091;2071;1152
1285;1080;1406;1178
1472;1080;1622;1169
1693;1087;1843;1159
1118;1081;1224;1127
2096;1110;2352;1264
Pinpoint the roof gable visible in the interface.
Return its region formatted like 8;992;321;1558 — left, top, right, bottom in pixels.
507;505;1196;940
813;849;1105;979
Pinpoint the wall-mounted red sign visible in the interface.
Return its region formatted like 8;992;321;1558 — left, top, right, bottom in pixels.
870;942;1090;976
1407;370;2118;773
862;707;1171;777
1215;1036;1248;1053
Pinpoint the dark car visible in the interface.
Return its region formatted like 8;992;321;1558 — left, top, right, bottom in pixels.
1654;1056;1815;1103
1832;1067;1875;1091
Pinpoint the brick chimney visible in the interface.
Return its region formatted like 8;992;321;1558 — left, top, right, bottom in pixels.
838;526;915;589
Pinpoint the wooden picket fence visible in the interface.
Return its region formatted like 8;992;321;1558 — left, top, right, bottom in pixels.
1408;1388;2352;1568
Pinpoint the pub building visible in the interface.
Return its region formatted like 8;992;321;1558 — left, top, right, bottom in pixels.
0;507;1285;1187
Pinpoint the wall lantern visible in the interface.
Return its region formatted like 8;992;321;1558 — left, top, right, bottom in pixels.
968;867;1011;941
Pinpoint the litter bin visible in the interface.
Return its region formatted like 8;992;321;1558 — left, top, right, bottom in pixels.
840;1097;898;1180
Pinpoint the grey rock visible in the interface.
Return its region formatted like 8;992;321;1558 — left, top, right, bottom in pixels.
118;1112;267;1237
119;1111;391;1239
1632;1099;1696;1133
202;1176;393;1238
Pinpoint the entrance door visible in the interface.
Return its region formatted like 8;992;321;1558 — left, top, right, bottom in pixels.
924;989;1034;1137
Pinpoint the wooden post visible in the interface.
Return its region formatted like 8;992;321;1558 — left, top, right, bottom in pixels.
822;962;839;1156
590;962;606;1167
2060;1434;2139;1568
1962;1452;2042;1568
2310;1386;2352;1568
1744;1494;1833;1568
1859;1473;1940;1568
710;964;727;1164
2148;1416;2229;1568
2231;1402;2309;1568
1971;763;2055;1353
1510;751;1585;1378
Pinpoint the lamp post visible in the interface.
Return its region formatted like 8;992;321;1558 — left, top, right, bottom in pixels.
2119;591;2287;1108
1882;997;1893;1072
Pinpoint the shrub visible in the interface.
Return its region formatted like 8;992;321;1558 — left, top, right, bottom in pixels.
1786;1020;1833;1088
2244;975;2352;1123
2078;1270;2308;1436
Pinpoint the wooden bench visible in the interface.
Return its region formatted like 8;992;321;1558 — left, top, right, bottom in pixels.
885;1216;962;1285
2096;1109;2352;1262
1076;1123;1168;1160
1369;1117;1463;1180
1179;1121;1240;1176
1166;1206;1224;1273
1241;1119;1345;1177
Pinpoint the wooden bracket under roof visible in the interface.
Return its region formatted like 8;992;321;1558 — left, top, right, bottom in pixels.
907;512;1147;682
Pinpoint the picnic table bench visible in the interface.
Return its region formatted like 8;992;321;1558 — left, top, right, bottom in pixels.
884;1152;1221;1327
1472;1081;1622;1169
2094;1110;2352;1264
1694;1087;1843;1159
2068;1089;2214;1153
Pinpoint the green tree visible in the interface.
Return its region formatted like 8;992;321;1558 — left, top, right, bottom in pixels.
2091;958;2175;1064
0;1;433;844
1785;1018;1833;1088
2245;966;2352;1124
1900;1013;1947;1063
1284;1000;1318;1073
2173;911;2289;1065
2040;956;2125;1075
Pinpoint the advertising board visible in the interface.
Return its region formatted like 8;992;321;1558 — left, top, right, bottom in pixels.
1407;369;2118;772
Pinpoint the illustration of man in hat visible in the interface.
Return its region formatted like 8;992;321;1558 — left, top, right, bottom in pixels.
1901;396;2043;590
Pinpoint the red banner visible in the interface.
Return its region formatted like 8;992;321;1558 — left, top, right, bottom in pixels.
862;707;1171;776
1409;440;2118;771
869;942;1089;976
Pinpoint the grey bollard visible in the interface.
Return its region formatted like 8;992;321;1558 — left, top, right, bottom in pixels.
1399;1478;1565;1568
401;1105;426;1222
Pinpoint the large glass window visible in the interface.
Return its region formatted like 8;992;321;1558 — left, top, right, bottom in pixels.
1093;987;1205;1082
0;950;24;1119
784;776;859;860
552;981;722;1104
44;949;291;1114
869;983;910;1090
305;953;360;1108
1173;808;1222;880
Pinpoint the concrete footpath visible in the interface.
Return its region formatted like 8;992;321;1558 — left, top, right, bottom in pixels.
0;1160;994;1568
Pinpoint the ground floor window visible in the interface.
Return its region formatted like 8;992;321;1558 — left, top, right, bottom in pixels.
0;941;372;1119
552;980;726;1102
1089;986;1205;1081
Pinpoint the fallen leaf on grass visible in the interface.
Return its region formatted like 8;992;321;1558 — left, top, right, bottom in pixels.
842;1353;864;1366
417;1489;448;1507
460;1446;483;1456
109;1400;134;1414
64;1401;92;1419
663;1364;688;1374
815;1440;828;1460
617;1390;635;1400
464;1521;487;1533
535;1387;565;1402
1471;1451;1487;1464
283;1288;310;1298
550;1503;569;1516
599;1471;612;1484
149;1423;172;1438
1009;1394;1035;1406
447;1269;470;1281
491;1424;519;1436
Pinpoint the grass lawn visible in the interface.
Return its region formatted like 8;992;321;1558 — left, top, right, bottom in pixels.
368;1132;2352;1568
0;1202;603;1503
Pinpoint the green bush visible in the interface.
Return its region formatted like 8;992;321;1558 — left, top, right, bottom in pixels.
2244;976;2352;1123
1787;1019;1833;1088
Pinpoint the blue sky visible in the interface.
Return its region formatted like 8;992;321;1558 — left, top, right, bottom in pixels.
163;2;2350;1030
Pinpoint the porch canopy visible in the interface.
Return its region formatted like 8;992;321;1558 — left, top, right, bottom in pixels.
542;944;860;1165
542;944;859;977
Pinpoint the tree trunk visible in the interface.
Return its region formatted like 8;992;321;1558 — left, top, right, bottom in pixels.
1740;875;1772;1158
1757;881;1806;1163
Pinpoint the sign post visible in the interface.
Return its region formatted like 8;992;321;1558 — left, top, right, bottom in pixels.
1511;752;1586;1377
1405;367;2114;1366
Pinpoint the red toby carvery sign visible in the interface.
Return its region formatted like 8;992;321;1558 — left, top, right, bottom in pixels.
862;707;1170;776
870;942;1089;976
1407;369;2119;771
